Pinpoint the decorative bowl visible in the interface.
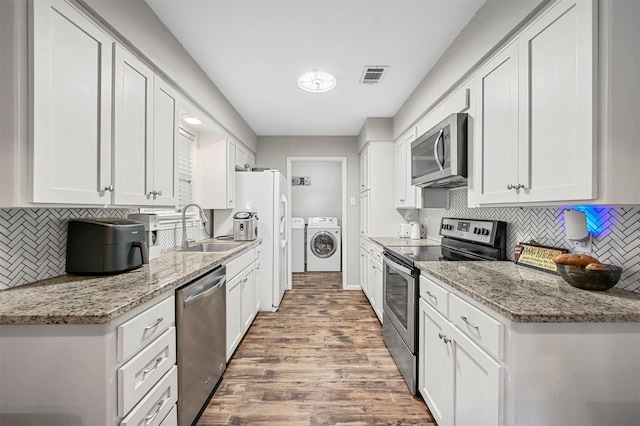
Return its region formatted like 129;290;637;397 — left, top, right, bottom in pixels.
556;263;622;291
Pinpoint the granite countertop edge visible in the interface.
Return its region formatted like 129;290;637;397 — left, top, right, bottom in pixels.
416;262;640;324
0;239;262;326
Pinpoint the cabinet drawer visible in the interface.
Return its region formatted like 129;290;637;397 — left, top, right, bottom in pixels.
118;327;176;416
254;244;262;260
370;244;383;264
159;405;177;426
360;239;370;253
118;296;175;362
420;275;449;318
226;249;254;278
449;294;504;360
120;366;177;426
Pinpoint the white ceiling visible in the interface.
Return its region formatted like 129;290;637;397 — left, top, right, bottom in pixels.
145;0;485;136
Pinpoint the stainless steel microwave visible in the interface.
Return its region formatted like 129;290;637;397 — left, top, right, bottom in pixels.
411;112;468;188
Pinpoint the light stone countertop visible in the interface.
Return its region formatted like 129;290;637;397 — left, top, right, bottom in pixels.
0;239;261;326
369;237;441;247
417;261;640;323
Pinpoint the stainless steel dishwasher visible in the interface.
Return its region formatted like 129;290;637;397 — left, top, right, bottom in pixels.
176;266;226;426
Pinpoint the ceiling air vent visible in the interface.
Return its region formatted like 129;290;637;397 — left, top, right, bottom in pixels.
359;66;388;85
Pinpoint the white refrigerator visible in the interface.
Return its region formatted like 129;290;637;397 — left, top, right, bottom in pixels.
232;170;288;312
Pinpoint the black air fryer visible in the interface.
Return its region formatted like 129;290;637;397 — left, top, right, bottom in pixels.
66;218;149;275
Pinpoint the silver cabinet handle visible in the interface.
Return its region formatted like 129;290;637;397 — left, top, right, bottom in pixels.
144;318;163;331
142;356;163;378
156;190;163;196
507;184;514;190
147;191;154;199
461;315;479;329
426;290;437;300
103;185;114;192
438;332;451;344
515;184;524;190
145;400;165;424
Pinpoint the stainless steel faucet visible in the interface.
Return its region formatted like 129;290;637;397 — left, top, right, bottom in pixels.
181;203;208;248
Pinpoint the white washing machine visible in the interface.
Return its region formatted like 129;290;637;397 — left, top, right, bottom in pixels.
291;217;305;272
306;217;341;272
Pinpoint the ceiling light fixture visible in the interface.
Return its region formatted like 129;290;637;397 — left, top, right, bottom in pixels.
297;70;337;93
183;116;202;125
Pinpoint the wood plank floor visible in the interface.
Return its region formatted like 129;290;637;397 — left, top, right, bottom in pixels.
197;272;435;425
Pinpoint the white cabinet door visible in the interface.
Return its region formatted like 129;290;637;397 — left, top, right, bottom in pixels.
451;326;503;426
113;46;154;206
152;78;179;206
394;139;407;208
226;272;243;361
419;300;453;426
517;0;596;203
372;258;383;323
367;254;377;313
359;147;369;192
359;191;369;239
254;257;262;313
31;0;114;204
359;247;369;296
241;266;256;332
475;43;520;205
197;136;235;209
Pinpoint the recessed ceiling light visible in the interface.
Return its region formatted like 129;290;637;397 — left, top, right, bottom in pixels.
297;70;337;93
183;116;202;125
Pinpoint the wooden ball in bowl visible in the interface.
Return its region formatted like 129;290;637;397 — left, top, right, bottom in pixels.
556;263;622;291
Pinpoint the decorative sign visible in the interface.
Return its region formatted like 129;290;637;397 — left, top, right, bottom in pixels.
291;176;311;186
514;243;568;274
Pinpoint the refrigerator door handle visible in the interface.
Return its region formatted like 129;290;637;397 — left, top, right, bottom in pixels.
280;194;288;248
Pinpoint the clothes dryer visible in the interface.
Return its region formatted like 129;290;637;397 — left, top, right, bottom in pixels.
306;217;341;272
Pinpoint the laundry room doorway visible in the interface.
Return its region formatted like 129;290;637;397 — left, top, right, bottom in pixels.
286;157;347;290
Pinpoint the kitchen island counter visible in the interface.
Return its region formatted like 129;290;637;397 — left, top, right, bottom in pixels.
417;261;640;323
0;239;261;325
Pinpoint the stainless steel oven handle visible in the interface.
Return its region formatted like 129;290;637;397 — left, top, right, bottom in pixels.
433;128;445;171
383;255;413;277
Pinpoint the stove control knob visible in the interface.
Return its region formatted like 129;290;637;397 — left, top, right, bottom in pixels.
473;227;480;234
482;228;490;236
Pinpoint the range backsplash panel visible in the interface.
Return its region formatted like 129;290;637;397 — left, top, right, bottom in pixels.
0;208;209;290
421;189;640;293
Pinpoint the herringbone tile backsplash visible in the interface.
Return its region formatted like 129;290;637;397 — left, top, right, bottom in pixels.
421;189;640;292
0;208;209;290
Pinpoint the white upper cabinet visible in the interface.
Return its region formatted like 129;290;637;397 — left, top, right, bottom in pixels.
151;79;179;206
113;46;178;206
235;143;255;171
197;134;235;209
30;0;114;204
394;129;421;209
473;0;596;206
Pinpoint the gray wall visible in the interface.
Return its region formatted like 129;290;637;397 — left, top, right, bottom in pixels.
257;136;359;287
291;161;342;224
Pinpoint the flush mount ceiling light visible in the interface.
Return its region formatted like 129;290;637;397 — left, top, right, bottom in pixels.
183;115;202;125
297;70;337;93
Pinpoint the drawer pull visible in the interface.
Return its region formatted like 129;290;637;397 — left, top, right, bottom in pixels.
461;316;479;329
144;318;164;331
438;333;451;344
142;357;163;378
145;400;165;424
426;291;437;300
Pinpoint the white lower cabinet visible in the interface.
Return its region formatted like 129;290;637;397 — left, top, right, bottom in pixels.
419;299;503;426
0;293;177;425
360;240;383;324
225;246;261;361
418;273;640;426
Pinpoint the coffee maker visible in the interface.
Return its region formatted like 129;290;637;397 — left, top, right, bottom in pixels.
127;213;160;260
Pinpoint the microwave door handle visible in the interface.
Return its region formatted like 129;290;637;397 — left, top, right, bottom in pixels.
433;128;445;171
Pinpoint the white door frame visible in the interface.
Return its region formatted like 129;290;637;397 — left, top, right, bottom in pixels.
286;156;348;290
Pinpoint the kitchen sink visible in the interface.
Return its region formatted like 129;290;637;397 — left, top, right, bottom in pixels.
179;241;245;253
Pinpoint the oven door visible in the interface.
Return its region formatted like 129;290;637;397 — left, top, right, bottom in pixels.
383;254;417;352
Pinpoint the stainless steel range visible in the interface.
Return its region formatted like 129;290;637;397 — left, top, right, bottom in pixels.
382;217;507;394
